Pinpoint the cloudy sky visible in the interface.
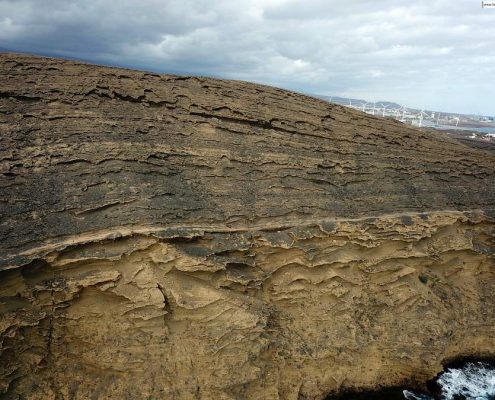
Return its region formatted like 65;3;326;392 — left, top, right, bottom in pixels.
0;0;494;115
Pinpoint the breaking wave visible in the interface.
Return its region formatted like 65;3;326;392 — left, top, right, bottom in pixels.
404;362;495;400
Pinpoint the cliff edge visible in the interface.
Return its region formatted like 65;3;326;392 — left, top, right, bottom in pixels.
1;53;494;399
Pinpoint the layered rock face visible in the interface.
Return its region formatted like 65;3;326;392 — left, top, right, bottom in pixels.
0;53;494;399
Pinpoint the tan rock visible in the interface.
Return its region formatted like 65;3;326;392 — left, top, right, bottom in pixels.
0;53;494;399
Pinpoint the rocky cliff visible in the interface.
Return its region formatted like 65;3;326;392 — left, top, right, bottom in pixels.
0;53;494;400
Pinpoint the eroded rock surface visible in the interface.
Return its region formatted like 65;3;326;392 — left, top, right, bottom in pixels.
0;53;494;399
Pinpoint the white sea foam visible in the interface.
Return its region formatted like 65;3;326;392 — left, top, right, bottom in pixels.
403;362;495;400
437;362;495;400
403;390;433;399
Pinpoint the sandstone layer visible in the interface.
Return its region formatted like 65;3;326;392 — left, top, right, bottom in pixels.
0;53;494;399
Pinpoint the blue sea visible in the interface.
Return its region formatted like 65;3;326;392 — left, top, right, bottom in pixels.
470;127;495;135
404;362;495;400
435;125;495;136
325;361;495;399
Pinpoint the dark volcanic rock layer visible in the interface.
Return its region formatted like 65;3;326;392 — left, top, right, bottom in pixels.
0;53;494;399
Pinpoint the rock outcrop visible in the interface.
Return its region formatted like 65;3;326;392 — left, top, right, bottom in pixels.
0;53;494;399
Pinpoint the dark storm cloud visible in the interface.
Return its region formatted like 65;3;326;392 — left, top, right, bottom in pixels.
0;0;493;114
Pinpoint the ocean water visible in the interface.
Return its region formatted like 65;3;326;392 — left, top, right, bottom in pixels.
474;127;495;135
461;127;495;136
403;362;495;400
324;361;495;400
434;125;495;136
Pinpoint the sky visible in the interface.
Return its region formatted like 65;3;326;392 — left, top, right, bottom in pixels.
0;0;494;115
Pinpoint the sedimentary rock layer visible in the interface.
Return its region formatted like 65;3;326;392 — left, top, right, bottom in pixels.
0;53;494;399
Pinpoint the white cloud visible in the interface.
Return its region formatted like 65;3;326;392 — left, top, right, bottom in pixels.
0;0;493;114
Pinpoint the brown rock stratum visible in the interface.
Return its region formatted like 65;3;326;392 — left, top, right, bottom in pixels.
0;53;494;399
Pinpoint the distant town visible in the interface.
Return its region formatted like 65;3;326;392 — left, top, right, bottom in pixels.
316;95;495;137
